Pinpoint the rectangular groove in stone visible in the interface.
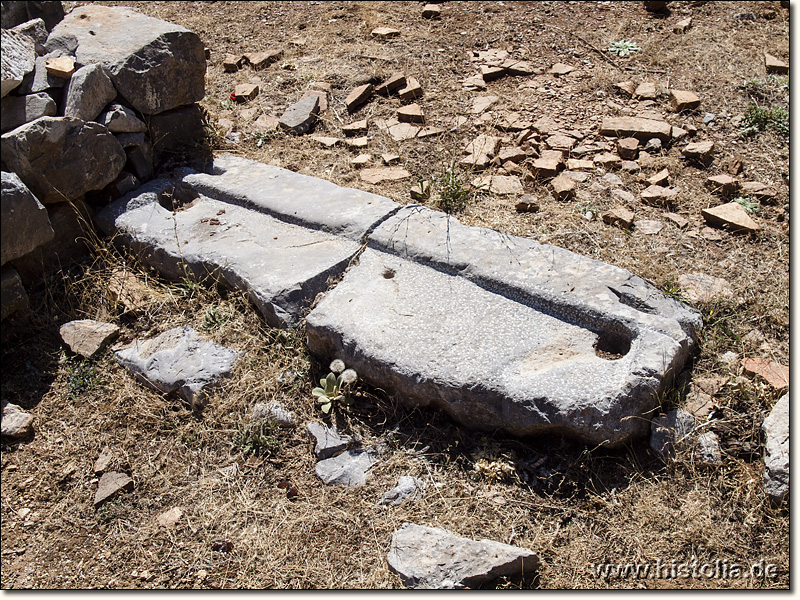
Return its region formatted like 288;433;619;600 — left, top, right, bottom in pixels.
179;154;401;241
99;187;361;328
306;248;682;447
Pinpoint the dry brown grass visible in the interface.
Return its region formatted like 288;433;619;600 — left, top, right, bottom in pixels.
2;0;789;590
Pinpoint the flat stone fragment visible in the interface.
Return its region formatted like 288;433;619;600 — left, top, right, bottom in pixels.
515;195;539;213
669;90;701;112
647;168;670;186
1;28;35;97
244;49;282;69
360;167;411;184
740;181;776;201
397;103;425;123
634;82;658;99
47;5;206;115
371;27;400;39
387;523;539;589
480;65;505;81
641;184;678;206
549;62;574;75
1;171;54;265
398;77;423;101
223;54;244;72
307;207;701;447
566;158;594;171
352;154;371;167
764;53;789;75
593;152;622;169
375;72;406;96
650;409;695;459
345;136;369;149
98;181;368;328
94;446;113;474
94;471;134;507
379;476;426;506
315;449;376;486
677;272;733;303
1;399;33;438
472;95;499;114
342;119;368;136
602;207;635;229
682;140;715;162
742;358;789;390
1;265;29;320
178;154;399;242
550;173;576;199
279;94;320;134
762;393;788;504
44;55;75;78
673;17;693;33
234;82;259;101
563;171;590;183
310;136;340;148
610;189;636;204
156;507;184;528
600;117;672;142
462;74;486;90
305;422;353;460
546;134;576;151
472;175;523;195
345;83;373;112
114;326;239;409
422;4;441;18
252;401;296;427
417;126;444;138
701;202;759;233
300;89;327;112
636;219;663;235
1;116;126;204
530;157;561;178
60;319;120;358
705;174;739;196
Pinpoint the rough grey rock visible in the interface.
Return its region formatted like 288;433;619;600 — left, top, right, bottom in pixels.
252;401;296;427
279;94;320;135
762;393;788;504
180;154;400;242
124;137;154;181
94;471;133;507
114;326;239;410
1;398;34;438
47;5;205;114
305;421;353;460
315;449;376;486
96;180;363;328
1;171;54;265
387;523;539;589
1;28;36;97
650;409;696;458
307;206;701;447
0;90;57;133
379;476;426;506
114;131;145;149
0;265;29;320
18;51;69;94
63;63;117;121
59;319;120;358
97;103;146;133
1;116;125;203
10;18;49;55
696;431;722;466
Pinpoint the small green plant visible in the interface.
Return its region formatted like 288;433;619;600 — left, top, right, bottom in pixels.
739;104;789;137
660;279;686;302
733;197;760;214
96;497;126;523
220;99;234;110
67;358;106;398
312;359;357;414
254;131;272;148
233;419;282;456
606;40;641;57
201;304;228;331
433;164;471;213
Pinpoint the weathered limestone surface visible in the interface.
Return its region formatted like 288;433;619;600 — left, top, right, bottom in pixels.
96;178;365;328
179;154;400;241
1;116;125;204
114;326;239;410
762;393;788;504
1;28;35;97
0;91;57;133
47;4;205;114
387;523;539;589
308;207;699;446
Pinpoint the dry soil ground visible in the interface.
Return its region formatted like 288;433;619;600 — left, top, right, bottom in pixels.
0;0;790;589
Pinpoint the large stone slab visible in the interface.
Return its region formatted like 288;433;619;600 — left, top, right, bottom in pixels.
1;116;125;204
306;206;701;447
1;171;54;266
762;393;788;504
96;178;365;328
47;5;205;115
179;154;400;242
114;326;239;410
599;117;672;142
387;523;539;589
